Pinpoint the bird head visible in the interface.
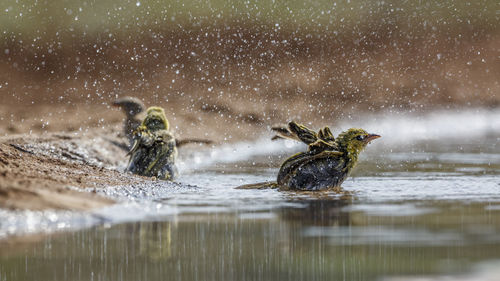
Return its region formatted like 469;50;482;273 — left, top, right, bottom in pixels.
142;106;169;131
112;97;145;117
336;128;380;155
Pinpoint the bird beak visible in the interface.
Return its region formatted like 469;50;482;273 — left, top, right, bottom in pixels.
364;134;381;143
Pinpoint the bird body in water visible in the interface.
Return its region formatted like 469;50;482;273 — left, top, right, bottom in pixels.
127;106;178;180
238;121;380;191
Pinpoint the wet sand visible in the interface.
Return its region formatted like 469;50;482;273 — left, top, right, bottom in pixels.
0;129;130;210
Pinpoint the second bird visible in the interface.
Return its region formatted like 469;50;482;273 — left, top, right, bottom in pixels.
127;106;178;180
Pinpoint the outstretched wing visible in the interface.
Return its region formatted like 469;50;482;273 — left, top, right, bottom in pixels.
176;138;213;148
318;126;335;142
271;124;299;141
271;122;340;153
309;126;339;152
288;121;319;144
271;121;319;144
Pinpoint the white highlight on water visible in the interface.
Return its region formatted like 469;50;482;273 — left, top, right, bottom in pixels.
344;108;500;145
180;108;500;169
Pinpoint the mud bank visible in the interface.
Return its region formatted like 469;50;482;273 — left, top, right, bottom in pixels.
0;129;139;211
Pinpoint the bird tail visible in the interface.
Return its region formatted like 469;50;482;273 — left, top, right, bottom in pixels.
235;182;279;189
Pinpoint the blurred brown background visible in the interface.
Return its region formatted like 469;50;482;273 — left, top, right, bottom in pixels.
1;0;499;140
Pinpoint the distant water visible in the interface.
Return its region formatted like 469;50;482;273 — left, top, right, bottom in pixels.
344;109;500;144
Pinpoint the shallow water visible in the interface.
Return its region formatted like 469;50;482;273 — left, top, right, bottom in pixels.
1;110;500;281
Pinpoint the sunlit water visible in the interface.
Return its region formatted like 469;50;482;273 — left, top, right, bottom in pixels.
1;110;500;281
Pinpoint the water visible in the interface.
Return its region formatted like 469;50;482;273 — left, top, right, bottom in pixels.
1;110;500;281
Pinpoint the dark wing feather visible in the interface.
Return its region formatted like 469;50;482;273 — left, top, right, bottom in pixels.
270;124;301;142
283;151;347;190
288;121;318;144
318;127;335;142
176;138;213;148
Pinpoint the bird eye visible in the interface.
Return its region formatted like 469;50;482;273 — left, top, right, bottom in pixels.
356;135;364;141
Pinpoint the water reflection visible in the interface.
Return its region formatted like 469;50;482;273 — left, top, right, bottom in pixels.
137;222;172;260
279;197;352;226
3;199;500;281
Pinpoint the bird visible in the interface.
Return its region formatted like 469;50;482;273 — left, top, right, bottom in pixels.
126;106;178;180
112;96;145;147
238;121;380;191
113;96;212;151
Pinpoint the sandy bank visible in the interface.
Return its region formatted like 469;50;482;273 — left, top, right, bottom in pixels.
0;129;135;210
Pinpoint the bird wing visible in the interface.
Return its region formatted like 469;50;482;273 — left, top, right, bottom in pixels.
270;121;319;144
143;130;176;175
318;126;335;142
277;150;344;186
176;138;213;147
288;121;319;144
277;151;315;184
308;139;339;153
300;150;344;166
270;124;300;142
127;139;140;156
126;127;154;156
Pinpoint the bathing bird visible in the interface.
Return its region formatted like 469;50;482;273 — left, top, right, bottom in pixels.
127;106;178;180
239;121;380;191
113;97;212;150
